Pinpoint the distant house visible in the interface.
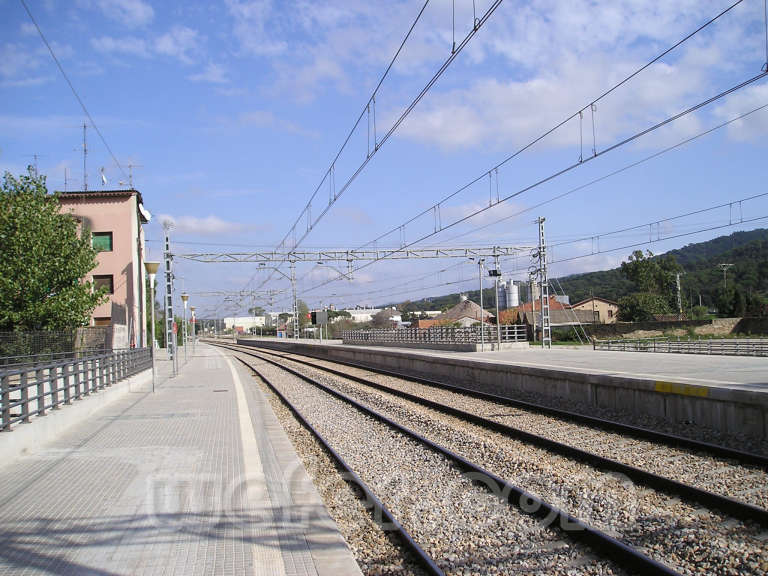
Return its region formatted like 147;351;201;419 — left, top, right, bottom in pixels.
416;296;492;328
571;296;619;324
58;189;150;349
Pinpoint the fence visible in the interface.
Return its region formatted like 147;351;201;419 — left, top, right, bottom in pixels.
593;337;768;357
0;347;152;432
342;324;527;345
0;328;112;368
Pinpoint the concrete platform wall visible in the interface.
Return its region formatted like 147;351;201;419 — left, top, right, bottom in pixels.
240;339;768;442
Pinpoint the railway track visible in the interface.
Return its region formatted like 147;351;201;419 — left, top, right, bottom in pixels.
215;342;768;575
237;344;768;515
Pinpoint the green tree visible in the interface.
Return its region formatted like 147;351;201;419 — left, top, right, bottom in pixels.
617;293;673;322
248;306;265;316
618;250;680;321
297;300;310;328
0;170;107;330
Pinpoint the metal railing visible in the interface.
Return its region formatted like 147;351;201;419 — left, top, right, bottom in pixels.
593;337;768;357
0;348;152;432
342;324;527;345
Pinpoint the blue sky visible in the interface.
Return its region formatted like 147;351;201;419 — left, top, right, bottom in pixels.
2;0;768;318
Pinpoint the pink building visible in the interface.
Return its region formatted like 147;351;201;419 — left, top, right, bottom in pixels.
58;189;151;348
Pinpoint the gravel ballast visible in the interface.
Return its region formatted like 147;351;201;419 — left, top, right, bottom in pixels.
245;354;627;576
263;350;768;576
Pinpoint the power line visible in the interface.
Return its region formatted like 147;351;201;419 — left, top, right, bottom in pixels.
301;71;767;298
249;0;504;295
359;0;752;253
20;0;128;181
435;101;768;245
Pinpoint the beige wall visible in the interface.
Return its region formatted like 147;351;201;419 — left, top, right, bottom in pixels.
572;299;618;324
59;192;146;348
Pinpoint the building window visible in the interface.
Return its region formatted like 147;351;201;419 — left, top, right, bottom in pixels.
92;232;113;252
608;309;614;318
93;275;114;294
93;317;111;327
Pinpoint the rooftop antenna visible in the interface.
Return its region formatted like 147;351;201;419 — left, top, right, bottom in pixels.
126;163;143;189
25;154;45;177
82;122;88;192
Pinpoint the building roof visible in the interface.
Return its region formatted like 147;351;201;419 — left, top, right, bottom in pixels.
512;295;569;314
434;299;492;323
572;296;619;307
57;189;149;223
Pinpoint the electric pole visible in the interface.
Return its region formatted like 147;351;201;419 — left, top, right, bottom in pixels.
718;263;734;292
537;217;551;349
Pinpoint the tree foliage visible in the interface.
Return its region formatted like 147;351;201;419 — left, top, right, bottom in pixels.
0;170;107;330
247;306;265;316
616;250;680;321
617;293;673;322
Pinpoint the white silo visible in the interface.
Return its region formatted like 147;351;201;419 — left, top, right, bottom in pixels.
508;281;520;308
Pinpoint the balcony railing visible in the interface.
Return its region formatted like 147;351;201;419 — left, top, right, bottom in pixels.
0;348;152;432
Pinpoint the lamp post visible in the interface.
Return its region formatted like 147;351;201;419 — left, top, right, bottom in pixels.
181;292;189;364
190;305;196;355
144;261;160;392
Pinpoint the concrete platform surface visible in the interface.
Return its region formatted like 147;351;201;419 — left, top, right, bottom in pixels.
0;343;361;576
344;345;768;392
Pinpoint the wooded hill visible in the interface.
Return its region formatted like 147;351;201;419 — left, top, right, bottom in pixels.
383;229;768;313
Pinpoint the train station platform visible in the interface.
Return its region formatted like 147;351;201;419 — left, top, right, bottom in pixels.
0;343;361;576
239;338;768;443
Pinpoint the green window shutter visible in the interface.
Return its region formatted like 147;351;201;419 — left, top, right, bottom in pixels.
92;232;113;252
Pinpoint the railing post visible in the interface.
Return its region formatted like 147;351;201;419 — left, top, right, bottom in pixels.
1;374;10;431
98;356;105;390
20;372;30;423
63;362;71;405
51;366;61;409
37;368;47;416
74;359;82;399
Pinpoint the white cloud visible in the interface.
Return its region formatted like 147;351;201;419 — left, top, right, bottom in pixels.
19;22;37;36
93;0;154;27
712;84;768;141
154;26;200;64
91;36;150;58
157;214;248;236
0;43;40;80
225;0;287;57
188;62;228;84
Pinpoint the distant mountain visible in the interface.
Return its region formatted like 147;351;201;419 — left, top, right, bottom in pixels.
381;229;768;312
556;229;768;307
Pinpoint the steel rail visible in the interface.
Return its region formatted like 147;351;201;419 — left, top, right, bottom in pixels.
236;344;768;527
229;353;445;576
233;340;768;468
218;343;683;576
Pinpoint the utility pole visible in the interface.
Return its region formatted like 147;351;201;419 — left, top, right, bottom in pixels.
492;254;502;350
675;272;685;319
718;263;734;292
537;217;552;349
290;261;299;339
163;225;176;377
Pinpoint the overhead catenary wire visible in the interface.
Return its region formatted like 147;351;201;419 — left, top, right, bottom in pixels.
299;70;767;299
435;101;768;246
358;0;751;253
247;0;504;295
19;0;128;182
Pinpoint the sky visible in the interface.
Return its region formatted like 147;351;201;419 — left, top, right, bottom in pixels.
2;0;768;318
